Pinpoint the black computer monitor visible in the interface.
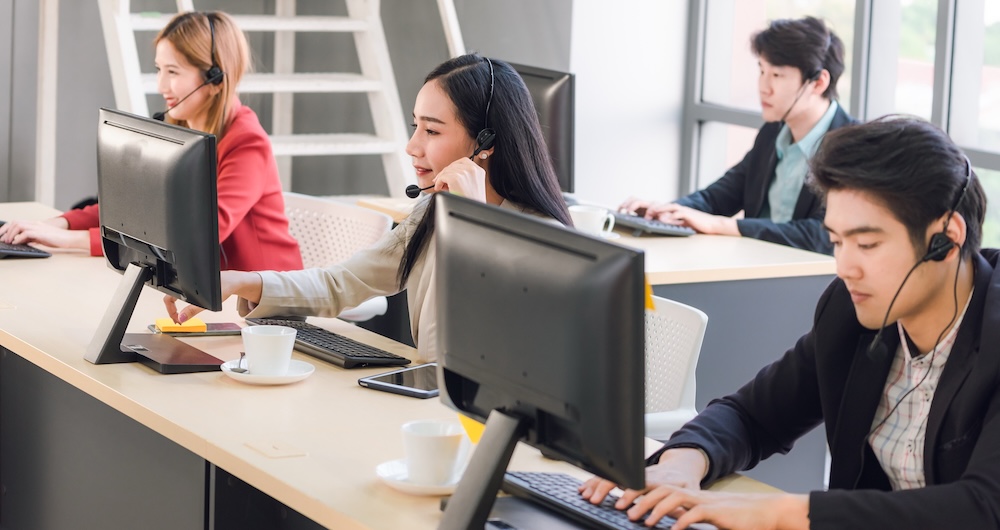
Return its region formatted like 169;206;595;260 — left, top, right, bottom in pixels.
433;193;645;528
511;62;575;193
84;108;223;373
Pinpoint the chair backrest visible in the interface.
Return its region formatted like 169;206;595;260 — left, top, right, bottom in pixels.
645;295;708;414
283;192;394;268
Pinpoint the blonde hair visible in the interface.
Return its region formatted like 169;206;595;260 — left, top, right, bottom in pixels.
155;11;250;138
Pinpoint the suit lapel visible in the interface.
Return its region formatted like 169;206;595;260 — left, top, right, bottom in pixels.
828;330;897;488
923;254;992;483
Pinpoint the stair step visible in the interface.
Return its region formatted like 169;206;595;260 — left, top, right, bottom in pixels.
130;13;368;33
269;134;400;156
141;73;382;94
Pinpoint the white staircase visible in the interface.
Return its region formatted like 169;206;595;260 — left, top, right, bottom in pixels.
97;0;460;198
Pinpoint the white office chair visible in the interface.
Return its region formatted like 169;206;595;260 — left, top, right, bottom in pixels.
283;192;394;322
644;295;709;441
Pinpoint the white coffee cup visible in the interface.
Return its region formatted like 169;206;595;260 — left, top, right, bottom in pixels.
401;419;468;486
569;204;616;236
241;325;296;375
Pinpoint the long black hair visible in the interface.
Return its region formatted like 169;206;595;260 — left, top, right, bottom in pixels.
398;54;571;285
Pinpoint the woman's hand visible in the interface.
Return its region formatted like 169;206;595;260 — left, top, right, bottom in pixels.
0;217;88;250
164;270;264;323
432;158;488;202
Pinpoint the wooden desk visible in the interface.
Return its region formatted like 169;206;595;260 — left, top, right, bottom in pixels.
357;197;836;492
0;202;776;529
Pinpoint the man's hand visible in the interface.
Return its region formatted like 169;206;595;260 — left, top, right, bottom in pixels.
648;204;740;236
628;485;809;530
578;447;709;507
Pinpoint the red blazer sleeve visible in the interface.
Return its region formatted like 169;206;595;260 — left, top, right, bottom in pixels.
61;204;103;257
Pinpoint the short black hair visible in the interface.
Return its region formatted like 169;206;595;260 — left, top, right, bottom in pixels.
809;116;986;258
751;16;844;100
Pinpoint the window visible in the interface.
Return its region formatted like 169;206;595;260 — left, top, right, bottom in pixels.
684;0;1000;247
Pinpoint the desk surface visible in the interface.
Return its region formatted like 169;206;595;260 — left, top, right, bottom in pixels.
0;202;779;529
356;197;835;285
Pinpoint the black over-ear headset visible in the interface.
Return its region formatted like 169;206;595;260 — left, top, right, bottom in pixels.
204;12;225;86
923;156;973;262
471;57;497;158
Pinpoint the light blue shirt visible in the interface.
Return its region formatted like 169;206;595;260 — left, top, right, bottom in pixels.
768;100;839;223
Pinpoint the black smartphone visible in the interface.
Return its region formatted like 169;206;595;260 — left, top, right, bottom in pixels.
358;363;439;399
147;322;243;337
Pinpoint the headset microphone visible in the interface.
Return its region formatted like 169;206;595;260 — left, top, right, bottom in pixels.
777;70;821;124
152;77;217;121
405;184;433;198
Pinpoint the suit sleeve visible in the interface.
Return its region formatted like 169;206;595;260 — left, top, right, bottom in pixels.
736;216;832;254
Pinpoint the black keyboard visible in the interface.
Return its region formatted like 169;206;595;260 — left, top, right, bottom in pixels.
502;472;678;530
244;318;411;369
0;241;52;259
613;212;695;237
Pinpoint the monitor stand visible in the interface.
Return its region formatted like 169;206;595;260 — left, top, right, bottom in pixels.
84;262;222;374
439;409;526;530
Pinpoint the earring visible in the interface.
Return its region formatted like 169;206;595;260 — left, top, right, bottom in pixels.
480;152;489;160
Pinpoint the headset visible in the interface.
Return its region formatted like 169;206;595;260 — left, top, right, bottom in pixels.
471;56;497;159
204;12;225;86
924;156;973;262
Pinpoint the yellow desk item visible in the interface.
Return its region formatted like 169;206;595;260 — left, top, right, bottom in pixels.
154;317;207;333
0;201;781;529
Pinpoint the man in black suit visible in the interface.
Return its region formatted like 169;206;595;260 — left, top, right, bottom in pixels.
621;17;854;254
583;117;1000;529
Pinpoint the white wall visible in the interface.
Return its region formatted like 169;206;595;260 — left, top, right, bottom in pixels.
569;1;688;208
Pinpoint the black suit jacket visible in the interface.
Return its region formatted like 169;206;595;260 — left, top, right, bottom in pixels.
656;249;1000;529
676;105;856;255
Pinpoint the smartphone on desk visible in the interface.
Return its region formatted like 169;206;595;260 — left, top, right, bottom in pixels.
358;363;439;399
147;322;243;337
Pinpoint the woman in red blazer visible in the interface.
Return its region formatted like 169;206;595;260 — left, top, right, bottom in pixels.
0;11;302;272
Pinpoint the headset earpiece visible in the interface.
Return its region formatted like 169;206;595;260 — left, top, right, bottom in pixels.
475;128;496;152
204;13;224;86
923;232;954;262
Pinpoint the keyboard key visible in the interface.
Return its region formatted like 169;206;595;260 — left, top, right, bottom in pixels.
613;212;695;237
0;241;52;259
245;318;410;369
503;472;677;529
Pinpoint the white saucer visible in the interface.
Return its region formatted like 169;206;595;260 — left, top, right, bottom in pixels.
375;458;462;496
600;232;621;240
220;359;314;385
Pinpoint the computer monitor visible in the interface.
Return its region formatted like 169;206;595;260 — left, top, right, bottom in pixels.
511;62;575;193
433;193;646;528
84;108;223;373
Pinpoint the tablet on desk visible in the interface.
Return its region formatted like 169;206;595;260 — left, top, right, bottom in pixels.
358;363;439;399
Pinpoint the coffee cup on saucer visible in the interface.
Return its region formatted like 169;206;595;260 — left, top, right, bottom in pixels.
241;325;296;375
401;419;468;486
